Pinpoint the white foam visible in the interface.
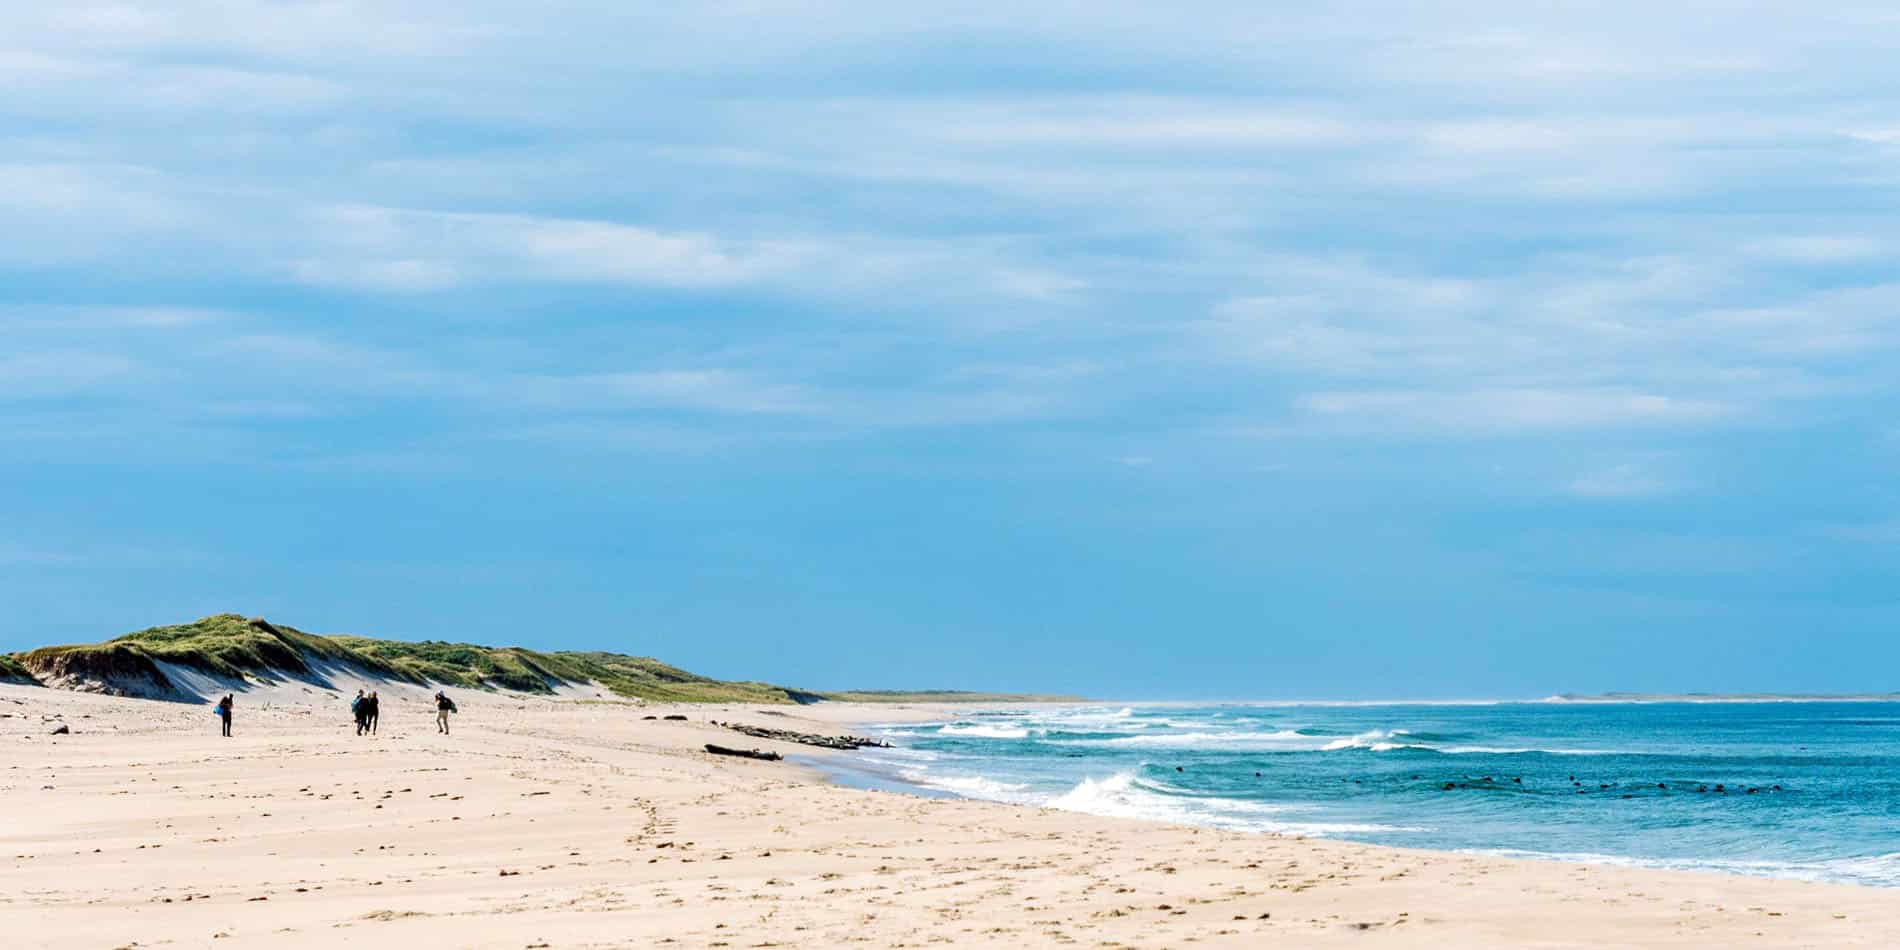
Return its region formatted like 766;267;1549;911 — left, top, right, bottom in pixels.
1320;729;1411;751
1093;716;1219;731
861;746;943;763
1475;849;1900;888
1213;699;1504;708
938;723;1034;739
1433;745;1617;756
1073;730;1309;749
1013;706;1145;731
913;717;1628;758
1036;706;1133;722
1047;771;1146;814
897;768;1036;803
1040;771;1428;836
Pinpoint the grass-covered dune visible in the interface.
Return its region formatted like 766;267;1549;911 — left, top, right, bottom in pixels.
0;653;38;685
6;614;1078;704
24;614;381;680
821;689;1078;704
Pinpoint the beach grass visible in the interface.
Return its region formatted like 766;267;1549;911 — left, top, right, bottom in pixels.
7;614;1071;704
0;653;37;685
822;689;1084;703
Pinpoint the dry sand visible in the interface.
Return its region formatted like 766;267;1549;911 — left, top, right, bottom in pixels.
4;683;1897;948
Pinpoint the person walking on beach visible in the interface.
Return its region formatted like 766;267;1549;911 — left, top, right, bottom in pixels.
216;693;234;738
351;689;367;735
435;690;457;734
364;691;380;735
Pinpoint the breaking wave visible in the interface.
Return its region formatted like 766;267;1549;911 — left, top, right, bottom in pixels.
897;770;1037;803
937;723;1036;739
1078;730;1309;748
850;700;1900;887
1321;729;1412;751
1044;771;1428;836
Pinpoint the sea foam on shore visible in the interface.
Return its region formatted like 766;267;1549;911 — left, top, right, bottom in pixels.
853;700;1900;887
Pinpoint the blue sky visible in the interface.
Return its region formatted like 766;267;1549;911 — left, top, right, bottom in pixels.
4;2;1899;698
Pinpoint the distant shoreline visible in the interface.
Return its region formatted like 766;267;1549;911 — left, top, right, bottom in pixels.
1541;692;1900;704
1037;695;1900;707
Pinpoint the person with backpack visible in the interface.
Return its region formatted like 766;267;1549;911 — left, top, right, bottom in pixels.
215;693;234;737
435;690;457;734
351;689;367;735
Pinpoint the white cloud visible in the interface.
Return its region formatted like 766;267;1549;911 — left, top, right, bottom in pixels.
990;269;1088;303
4;0;1900;468
1743;236;1886;263
21;1;476;58
515;370;826;416
279;204;1093;314
1820;519;1900;544
1567;463;1673;498
935;107;1364;148
291;257;463;292
1297;389;1730;432
0;305;227;329
0;351;139;397
0;542;80;566
1198;245;1900;437
290;205;806;291
0;162;184;220
509;218;793;287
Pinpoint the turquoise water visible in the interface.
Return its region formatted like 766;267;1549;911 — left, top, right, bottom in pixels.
849;702;1900;886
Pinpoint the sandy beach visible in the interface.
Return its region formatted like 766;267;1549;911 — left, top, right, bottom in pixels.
4;684;1897;949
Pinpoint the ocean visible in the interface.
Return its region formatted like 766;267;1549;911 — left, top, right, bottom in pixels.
834;701;1900;886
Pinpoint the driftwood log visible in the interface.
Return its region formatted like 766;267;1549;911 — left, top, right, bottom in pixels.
714;722;892;751
705;743;782;761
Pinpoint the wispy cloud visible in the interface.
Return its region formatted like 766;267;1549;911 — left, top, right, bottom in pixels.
291;206;790;291
1743;236;1887;263
513;370;827;416
1567;463;1675;499
0;350;140;397
1296;389;1730;433
1817;519;1900;544
0;541;80;566
2;0;1899;473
